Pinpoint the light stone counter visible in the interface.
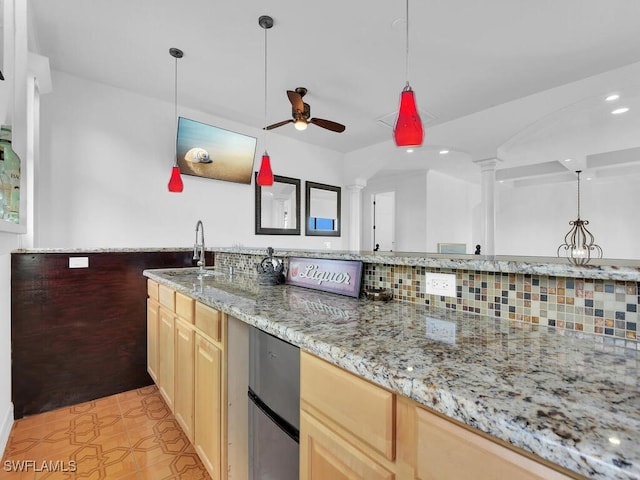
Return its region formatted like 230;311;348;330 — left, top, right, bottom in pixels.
212;247;640;281
144;266;640;480
16;247;640;281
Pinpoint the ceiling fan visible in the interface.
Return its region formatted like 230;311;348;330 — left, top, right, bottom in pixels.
265;87;346;133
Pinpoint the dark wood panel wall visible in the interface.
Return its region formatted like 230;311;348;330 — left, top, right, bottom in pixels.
11;250;214;419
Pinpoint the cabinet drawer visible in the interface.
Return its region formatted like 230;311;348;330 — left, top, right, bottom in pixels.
301;352;395;461
195;302;221;342
158;284;175;310
147;279;159;301
415;407;572;480
176;292;195;323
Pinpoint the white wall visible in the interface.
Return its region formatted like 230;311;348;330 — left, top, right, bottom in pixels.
426;170;481;254
0;236;18;458
362;172;428;252
36;71;347;251
496;175;640;258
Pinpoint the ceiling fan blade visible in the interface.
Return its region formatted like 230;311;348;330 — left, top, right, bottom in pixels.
286;90;305;113
310;118;346;133
265;119;294;130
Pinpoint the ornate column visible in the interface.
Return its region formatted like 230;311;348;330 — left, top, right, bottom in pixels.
473;158;499;256
345;179;367;251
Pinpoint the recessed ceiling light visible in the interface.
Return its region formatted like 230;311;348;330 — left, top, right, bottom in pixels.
564;158;572;162
611;107;629;115
605;94;620;102
406;148;414;153
439;149;449;155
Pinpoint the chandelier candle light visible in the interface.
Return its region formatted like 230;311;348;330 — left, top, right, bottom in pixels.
257;15;274;187
557;170;602;265
393;0;423;148
167;47;184;192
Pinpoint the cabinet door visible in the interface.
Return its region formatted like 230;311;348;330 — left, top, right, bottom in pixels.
174;318;195;442
300;411;395;480
158;306;175;411
146;298;159;383
194;333;222;480
415;406;572;480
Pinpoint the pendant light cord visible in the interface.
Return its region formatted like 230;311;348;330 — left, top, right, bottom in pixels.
576;170;581;218
405;0;410;83
264;24;269;152
174;54;179;166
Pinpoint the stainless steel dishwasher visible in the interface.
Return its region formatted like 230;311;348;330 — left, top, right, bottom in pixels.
248;326;300;480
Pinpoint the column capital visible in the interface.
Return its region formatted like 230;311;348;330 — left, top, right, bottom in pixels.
473;157;502;172
345;178;367;190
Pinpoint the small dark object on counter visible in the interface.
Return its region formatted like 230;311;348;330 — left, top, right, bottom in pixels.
256;246;285;285
475;244;481;255
363;287;393;302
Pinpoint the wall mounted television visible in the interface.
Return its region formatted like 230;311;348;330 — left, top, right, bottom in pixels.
176;117;257;185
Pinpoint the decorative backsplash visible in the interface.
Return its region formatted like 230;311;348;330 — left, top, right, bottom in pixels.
215;252;639;349
363;264;639;348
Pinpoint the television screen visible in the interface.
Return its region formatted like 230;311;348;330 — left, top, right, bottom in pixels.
176;117;257;185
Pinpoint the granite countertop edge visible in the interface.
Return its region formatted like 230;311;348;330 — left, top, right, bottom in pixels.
15;247;640;281
144;267;640;480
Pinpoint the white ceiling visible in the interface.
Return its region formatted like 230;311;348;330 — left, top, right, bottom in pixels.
28;0;640;183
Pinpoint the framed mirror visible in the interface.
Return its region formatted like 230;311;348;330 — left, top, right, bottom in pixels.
255;174;301;235
305;181;341;237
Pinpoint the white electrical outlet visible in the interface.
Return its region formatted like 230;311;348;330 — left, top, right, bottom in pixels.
424;272;457;297
69;256;89;268
425;317;457;345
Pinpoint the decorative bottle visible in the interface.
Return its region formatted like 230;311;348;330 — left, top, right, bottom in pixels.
0;126;21;223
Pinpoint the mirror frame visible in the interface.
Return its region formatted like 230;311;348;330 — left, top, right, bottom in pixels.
255;173;301;235
305;181;341;237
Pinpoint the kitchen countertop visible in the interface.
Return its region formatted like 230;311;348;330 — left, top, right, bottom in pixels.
14;247;640;281
144;266;640;480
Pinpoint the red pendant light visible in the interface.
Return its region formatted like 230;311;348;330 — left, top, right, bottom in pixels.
167;47;184;193
257;152;274;186
257;16;276;188
168;165;184;192
394;83;423;147
393;0;424;148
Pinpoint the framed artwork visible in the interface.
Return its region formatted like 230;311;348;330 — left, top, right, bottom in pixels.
176;117;257;185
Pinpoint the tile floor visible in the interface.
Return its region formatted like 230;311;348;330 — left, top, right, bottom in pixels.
0;385;211;479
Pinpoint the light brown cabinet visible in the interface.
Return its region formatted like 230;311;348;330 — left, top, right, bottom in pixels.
300;351;576;480
157;305;175;411
146;298;159;383
410;404;572;480
300;351;397;480
174;317;195;442
194;332;223;479
146;280;227;480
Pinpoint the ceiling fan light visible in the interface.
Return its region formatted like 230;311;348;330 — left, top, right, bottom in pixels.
294;118;308;131
168;165;184;192
394;85;424;147
257;152;274;186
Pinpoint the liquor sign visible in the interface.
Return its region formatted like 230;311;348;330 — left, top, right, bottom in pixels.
286;257;363;298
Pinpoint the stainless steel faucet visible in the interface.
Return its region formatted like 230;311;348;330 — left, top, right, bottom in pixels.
194;220;206;275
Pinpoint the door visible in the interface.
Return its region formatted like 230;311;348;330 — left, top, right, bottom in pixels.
372;192;395;251
146;299;159;383
157;306;175;411
300;411;394;480
174;318;195;442
194;333;222;480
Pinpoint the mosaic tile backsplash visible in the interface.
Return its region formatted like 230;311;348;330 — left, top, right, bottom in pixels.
216;252;639;347
362;264;639;346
